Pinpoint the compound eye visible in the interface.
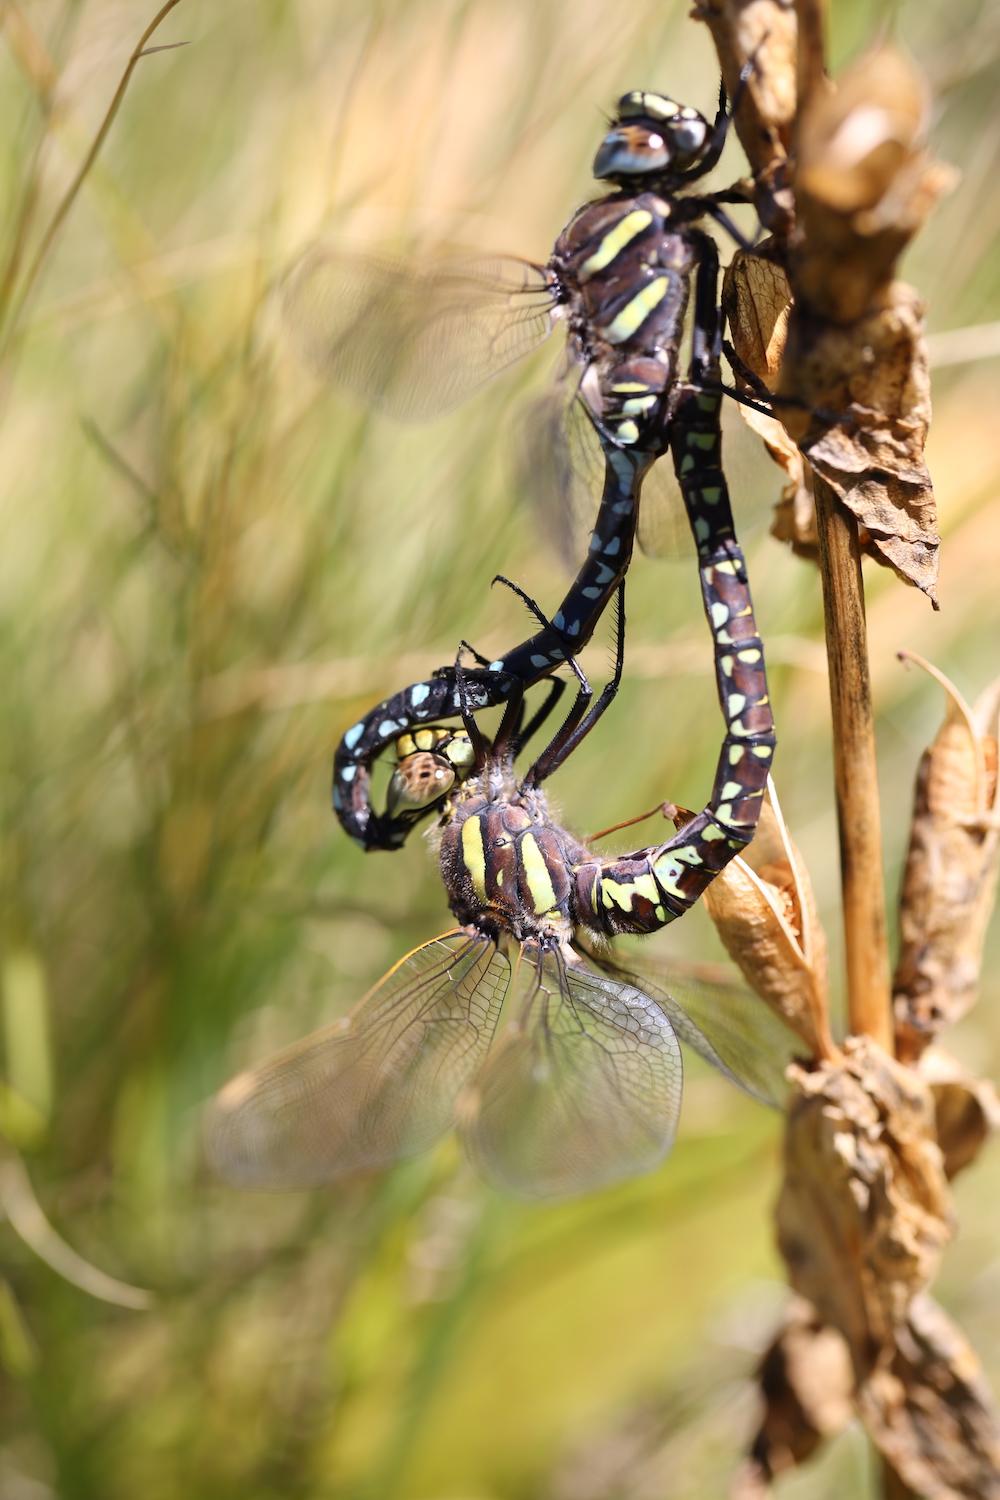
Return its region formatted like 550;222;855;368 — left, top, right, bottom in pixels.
446;734;476;770
672;119;708;157
386;752;456;816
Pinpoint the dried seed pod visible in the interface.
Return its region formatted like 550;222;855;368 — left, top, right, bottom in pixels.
702;781;837;1061
734;1295;854;1495
792;43;956;324
893;655;1000;1061
856;1293;1000;1496
917;1046;1000;1181
776;1035;953;1377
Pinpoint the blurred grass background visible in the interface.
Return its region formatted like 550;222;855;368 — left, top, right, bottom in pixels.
1;0;1000;1496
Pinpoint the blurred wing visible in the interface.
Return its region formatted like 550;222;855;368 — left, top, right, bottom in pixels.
588;945;801;1107
207;930;509;1188
636;454;695;560
283;248;557;419
516;378;604;571
459;946;682;1198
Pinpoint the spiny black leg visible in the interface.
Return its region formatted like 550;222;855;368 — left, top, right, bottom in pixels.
525;581;626;789
705;203;757;252
510;677;567;759
459;639;493;669
454;648;491;771
674;54;755;187
493;574;590;693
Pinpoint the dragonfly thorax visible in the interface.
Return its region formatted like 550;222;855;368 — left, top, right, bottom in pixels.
439;783;587;945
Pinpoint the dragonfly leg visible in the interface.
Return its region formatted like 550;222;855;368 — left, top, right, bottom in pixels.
524;580;626;789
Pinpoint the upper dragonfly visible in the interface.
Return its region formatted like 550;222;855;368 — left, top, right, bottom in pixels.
284;80;758;850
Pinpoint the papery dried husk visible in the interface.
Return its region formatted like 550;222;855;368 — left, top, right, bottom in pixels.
702;783;836;1060
733;1294;854;1496
893;657;1000;1061
723;259;937;594
777;1036;953;1375
693;0;797;232
857;1293;1000;1499
792;43;956;324
782;283;939;602
722;253;818;558
917;1046;1000;1181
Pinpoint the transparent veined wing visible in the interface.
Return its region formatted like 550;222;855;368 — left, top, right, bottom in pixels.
282;248;558;420
586;943;802;1107
515;380;693;573
207;929;509;1188
458;944;682;1199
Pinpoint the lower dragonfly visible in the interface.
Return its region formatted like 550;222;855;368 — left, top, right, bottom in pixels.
208;458;782;1198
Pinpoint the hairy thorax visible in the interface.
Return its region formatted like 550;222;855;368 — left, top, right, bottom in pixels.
439;774;589;945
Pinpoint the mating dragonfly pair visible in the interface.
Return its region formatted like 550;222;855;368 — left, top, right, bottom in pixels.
208;77;796;1199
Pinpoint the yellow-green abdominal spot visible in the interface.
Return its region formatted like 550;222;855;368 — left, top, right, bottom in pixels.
461;817;488;902
520;832;557;915
580;210;653;280
605;278;669;344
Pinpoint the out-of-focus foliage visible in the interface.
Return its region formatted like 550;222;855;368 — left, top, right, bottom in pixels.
0;1;999;1497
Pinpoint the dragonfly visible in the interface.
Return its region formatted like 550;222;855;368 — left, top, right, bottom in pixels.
284;76;763;851
208;443;781;1197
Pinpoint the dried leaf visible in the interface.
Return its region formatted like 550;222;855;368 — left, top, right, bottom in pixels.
703;783;837;1060
893;655;1000;1060
792;43;957;323
857;1293;1000;1499
723;259;936;591
917;1047;1000;1181
776;1036;952;1376
736;1295;854;1493
784;282;939;602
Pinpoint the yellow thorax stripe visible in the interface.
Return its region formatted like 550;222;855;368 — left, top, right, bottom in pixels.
461;817;488;902
579;209;653;280
520;832;557;915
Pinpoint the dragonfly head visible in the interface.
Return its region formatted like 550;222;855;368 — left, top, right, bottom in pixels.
386;729;476;818
594;93;711;183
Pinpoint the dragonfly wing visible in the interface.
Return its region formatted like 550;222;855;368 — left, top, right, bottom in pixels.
516;378;606;571
636;454;695;559
459;947;682;1198
283;249;557;420
207;929;509;1188
588;946;801;1107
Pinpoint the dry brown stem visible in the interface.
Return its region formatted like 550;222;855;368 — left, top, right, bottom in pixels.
693;0;797;232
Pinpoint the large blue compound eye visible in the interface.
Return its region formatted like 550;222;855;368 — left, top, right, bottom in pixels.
593;121;671;180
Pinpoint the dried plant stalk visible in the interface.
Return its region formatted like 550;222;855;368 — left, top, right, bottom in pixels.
893;655;1000;1060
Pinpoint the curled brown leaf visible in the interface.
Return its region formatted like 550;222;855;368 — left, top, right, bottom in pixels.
894;655;1000;1061
702;782;837;1060
735;1295;854;1495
